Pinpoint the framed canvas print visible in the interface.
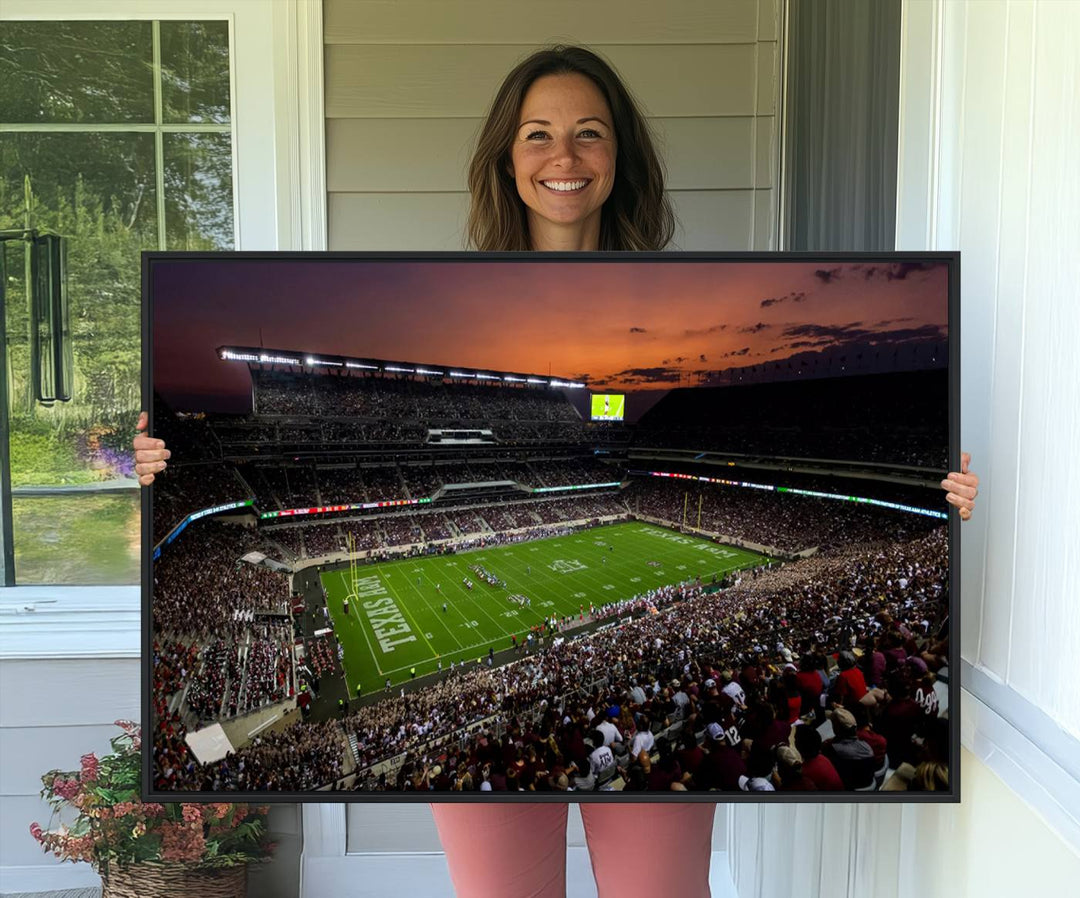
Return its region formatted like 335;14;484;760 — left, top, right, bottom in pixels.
144;251;959;803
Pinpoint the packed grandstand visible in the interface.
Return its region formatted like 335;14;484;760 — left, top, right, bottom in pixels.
151;355;951;795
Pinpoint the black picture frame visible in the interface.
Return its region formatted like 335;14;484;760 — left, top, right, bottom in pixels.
142;250;960;805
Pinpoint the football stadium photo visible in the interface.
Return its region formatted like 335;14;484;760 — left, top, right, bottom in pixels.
149;256;952;797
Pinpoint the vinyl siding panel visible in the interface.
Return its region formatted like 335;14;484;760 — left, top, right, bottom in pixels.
324;0;761;46
325;44;761;119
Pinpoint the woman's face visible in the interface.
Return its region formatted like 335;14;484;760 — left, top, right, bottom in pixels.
509;73;617;245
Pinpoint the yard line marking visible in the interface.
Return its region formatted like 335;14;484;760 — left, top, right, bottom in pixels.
400;566;464;650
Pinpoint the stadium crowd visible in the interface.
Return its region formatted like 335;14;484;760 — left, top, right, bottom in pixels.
152;463;252;543
251;370;580;423
157;516;950;793
629;479;941;554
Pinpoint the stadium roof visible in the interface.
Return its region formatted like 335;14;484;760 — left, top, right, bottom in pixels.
216;345;586;389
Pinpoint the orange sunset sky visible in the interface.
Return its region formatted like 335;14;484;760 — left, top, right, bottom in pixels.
153;258;949;408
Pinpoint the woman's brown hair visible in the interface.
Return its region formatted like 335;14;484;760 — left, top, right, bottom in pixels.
467;46;675;251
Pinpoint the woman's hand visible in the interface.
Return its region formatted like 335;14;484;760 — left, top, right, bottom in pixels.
133;411;170;486
941;451;979;521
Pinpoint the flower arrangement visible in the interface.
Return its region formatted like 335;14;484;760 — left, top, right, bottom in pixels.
30;721;274;876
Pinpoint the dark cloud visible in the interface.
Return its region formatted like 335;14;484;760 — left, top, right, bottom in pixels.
813;268;841;284
885;261;938;281
782;322;871;341
853;261;939;282
699;353;707;362
738;322;770;334
683;323;727;337
770;322;947;358
606;366;683;385
760;291;807;308
629;327;647;334
721;347;751;358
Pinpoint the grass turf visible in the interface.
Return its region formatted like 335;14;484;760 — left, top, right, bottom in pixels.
321;521;765;694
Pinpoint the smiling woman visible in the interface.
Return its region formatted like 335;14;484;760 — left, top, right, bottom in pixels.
466;45;674;252
509;73;617;250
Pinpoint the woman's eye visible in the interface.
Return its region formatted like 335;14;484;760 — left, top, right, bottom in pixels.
578;129;602;138
525;130;550;140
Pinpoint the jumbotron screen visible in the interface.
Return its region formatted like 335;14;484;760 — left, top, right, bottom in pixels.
145;251;958;805
591;393;625;421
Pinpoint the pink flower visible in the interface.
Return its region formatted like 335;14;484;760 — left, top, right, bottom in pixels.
52;778;80;801
80;753;100;782
142;803;165;817
29;822;43;842
160;821;205;863
112;801;135;818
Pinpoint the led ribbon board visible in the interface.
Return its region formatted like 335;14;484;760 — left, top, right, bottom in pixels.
640;470;947;519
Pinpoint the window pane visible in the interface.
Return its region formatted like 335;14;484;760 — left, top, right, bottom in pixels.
11;493;140;585
160;21;232;124
0;22;154;124
164;133;235;249
2;131;154;474
2;132;151;584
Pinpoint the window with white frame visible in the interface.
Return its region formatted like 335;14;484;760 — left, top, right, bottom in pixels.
0;18;234;585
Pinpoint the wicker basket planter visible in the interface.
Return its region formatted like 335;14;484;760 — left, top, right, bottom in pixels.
101;863;247;898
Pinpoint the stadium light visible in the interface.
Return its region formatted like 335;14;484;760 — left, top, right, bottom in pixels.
527;377;546;384
416;368;444;376
345;362;379;370
385;366;415;373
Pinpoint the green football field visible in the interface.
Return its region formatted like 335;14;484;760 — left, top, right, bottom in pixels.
321;521;765;694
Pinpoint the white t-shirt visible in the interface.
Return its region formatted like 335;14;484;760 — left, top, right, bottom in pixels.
629;729;655;758
722;681;747;708
588;745;615;776
596;720;622;746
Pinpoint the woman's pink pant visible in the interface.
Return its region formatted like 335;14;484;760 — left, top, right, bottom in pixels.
431;802;716;898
